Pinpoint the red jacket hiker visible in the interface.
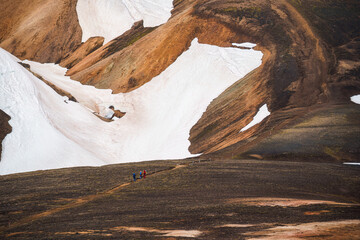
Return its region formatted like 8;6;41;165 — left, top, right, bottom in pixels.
143;170;147;178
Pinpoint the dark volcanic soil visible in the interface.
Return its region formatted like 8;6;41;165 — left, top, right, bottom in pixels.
1;159;359;239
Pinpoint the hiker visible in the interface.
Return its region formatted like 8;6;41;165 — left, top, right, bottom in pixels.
143;170;147;178
105;105;115;119
139;171;143;179
133;173;136;181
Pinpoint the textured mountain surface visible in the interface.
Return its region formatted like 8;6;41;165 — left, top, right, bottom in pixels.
0;0;82;63
1;0;359;162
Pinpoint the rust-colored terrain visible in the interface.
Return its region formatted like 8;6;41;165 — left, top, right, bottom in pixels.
59;36;104;69
0;0;82;63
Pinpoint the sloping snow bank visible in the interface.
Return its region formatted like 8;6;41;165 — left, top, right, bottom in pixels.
77;0;173;43
1;38;262;175
240;104;270;132
0;48;106;175
351;94;360;104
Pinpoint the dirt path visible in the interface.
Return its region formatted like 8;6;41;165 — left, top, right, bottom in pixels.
0;163;188;234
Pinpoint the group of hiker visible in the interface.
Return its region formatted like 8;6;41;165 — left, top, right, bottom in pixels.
132;170;147;181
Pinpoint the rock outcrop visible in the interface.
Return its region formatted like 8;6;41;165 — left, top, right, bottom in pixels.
0;110;12;161
60;36;104;69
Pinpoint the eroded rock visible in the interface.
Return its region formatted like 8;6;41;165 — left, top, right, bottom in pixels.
0;110;12;161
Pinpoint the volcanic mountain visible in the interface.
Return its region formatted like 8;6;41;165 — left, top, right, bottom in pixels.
0;0;360;174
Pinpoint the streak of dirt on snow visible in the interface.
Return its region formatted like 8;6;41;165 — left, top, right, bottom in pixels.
76;0;173;43
245;219;360;239
226;197;357;207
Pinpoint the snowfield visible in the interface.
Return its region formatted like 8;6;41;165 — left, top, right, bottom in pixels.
0;49;105;175
240;104;270;132
1;38;263;175
77;0;174;43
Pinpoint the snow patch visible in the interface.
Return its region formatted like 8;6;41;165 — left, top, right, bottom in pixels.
350;94;360;104
76;0;173;43
233;42;257;49
343;162;360;166
240;104;270;132
1;38;262;174
0;48;105;175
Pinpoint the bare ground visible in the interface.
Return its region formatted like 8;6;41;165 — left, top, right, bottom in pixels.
0;159;359;239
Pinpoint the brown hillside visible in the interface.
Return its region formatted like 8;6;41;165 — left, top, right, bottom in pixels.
188;0;360;160
59;36;104;69
0;0;82;63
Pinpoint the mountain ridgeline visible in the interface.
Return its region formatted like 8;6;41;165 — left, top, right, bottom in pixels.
0;0;359;162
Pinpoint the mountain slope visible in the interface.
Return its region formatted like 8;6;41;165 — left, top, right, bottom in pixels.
189;0;360;160
0;35;263;174
62;0;359;161
0;0;82;63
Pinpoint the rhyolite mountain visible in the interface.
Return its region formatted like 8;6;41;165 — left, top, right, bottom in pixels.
1;0;359;162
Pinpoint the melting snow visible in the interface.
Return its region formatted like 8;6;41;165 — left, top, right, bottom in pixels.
1;38;262;174
232;42;257;49
240;104;270;132
350;94;360;104
343;162;360;166
76;0;173;43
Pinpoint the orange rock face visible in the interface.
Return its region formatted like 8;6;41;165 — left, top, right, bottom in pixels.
60;36;104;69
0;0;82;63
